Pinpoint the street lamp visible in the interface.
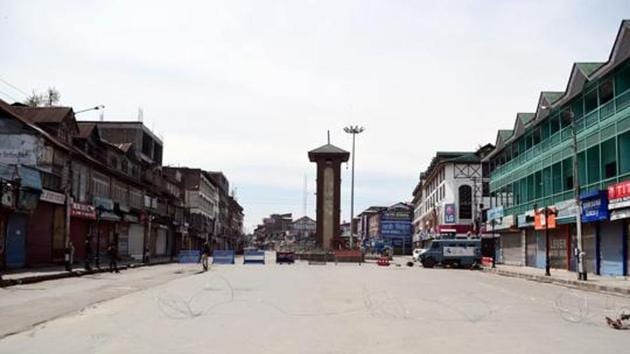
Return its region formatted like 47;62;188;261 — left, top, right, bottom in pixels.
343;125;365;249
541;106;586;281
75;105;105;115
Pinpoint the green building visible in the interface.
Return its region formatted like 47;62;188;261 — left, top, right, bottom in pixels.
484;20;630;276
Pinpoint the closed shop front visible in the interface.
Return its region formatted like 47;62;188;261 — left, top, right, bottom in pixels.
599;221;624;276
535;230;545;268
526;228;537;267
128;223;144;260
26;202;54;266
501;231;523;266
608;181;630;276
117;223;129;257
155;227;167;256
5;213;28;269
70;202;96;262
580;223;597;274
549;225;569;270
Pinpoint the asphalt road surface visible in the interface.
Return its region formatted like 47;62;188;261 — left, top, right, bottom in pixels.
1;257;629;354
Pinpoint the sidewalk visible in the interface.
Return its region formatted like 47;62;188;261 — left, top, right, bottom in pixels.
482;264;630;296
0;257;173;288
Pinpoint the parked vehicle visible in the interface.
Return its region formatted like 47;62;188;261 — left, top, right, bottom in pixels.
412;248;426;262
418;239;481;268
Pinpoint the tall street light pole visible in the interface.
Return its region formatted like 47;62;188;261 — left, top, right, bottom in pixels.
542;106;586;281
75;105;105;115
344;125;365;249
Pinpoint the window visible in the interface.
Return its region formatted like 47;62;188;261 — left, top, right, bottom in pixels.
584;89;598;113
533;127;541;145
549;114;560;135
578;151;587;186
552;162;562;194
601;138;617;179
562;157;574;191
619;131;630;175
599;79;614;105
458;185;472;219
587;145;601;184
615;64;630;94
542;167;552;196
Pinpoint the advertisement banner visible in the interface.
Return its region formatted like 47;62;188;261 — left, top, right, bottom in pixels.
71;202;96;220
608;181;630;210
444;204;456;224
534;208;557;230
581;190;609;222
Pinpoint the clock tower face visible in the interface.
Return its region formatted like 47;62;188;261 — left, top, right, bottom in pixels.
322;166;335;248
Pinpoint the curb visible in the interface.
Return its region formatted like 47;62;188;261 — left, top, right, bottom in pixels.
0;260;173;288
481;267;630;297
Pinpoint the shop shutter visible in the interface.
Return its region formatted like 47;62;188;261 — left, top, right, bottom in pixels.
600;221;624;276
501;232;523;266
155;228;167;256
526;229;537;267
582;224;597;274
549;226;569;270
128;224;144;260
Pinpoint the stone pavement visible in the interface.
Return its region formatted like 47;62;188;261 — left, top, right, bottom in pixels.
0;257;173;288
483;264;630;296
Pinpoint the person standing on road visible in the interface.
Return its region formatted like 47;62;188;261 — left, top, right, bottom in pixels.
107;242;119;273
200;241;210;272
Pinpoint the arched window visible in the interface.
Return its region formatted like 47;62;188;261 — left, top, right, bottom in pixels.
459;185;472;219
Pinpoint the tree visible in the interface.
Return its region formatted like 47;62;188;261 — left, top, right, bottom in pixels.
24;87;60;107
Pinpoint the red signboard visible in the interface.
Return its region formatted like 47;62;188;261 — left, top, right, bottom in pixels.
608;181;630;210
71;202;97;220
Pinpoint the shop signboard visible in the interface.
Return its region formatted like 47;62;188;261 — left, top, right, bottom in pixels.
40;189;66;205
487;207;504;222
581;190;609;222
518;210;535;228
608;181;630;210
0;134;41;166
493;215;515;231
534;208;557;230
444;204;456;224
71;202;96;220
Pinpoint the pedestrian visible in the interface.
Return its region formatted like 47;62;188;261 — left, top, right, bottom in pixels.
144;245;150;264
65;241;75;271
201;241;210;272
107;242;119;273
85;235;93;271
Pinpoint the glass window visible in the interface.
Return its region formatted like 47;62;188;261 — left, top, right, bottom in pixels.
599;79;614;105
570;98;584;119
542;167;552;196
584;89;598;113
601;138;617;179
458;185;472;219
578;151;587;187
533;127;541;145
562;157;574;191
615;64;630;94
552;162;562;194
549;114;560;135
587;145;601;184
619;131;630;175
534;171;542;199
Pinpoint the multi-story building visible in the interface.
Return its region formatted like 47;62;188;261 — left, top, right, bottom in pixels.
484;20;630;275
357;206;386;242
163;167;218;251
412;145;493;242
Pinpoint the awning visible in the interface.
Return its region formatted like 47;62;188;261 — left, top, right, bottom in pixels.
556;215;576;225
0;164;42;191
99;211;121;222
610;208;630;221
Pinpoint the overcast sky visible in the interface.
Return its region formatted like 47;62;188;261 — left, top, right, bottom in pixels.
1;1;628;231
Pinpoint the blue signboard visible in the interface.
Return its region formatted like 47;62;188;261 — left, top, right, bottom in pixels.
444;204;456;224
580;190;609;223
381;220;412;247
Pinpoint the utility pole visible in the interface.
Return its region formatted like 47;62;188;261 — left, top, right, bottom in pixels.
344;125;365;249
566;110;587;280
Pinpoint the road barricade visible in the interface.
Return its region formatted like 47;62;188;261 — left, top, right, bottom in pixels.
212;250;235;264
276;251;295;264
243;250;265;264
377;256;390;266
481;257;493;266
178;250;201;263
334;250;363;264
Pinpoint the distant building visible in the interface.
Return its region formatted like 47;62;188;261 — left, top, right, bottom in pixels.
411;145;494;242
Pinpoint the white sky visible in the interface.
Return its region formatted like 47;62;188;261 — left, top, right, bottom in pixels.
1;1;628;231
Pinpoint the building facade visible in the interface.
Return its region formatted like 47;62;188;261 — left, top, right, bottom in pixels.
485;20;630;275
412;146;493;243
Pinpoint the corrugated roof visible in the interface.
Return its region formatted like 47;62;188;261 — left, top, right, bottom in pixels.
76;122;97;138
9;105;73;124
498;129;513;141
575;62;605;77
541;91;564;104
516;112;535;126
